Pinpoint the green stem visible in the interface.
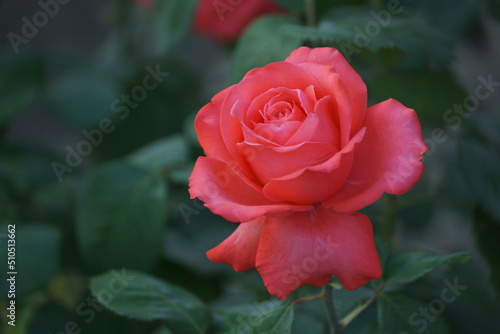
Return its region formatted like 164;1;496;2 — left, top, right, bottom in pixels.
340;285;385;327
292;293;324;304
324;283;343;334
305;0;316;27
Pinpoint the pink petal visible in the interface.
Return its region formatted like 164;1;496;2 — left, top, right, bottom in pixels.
193;0;283;44
237;141;337;184
194;87;233;162
323;99;427;212
217;63;314;182
188;157;313;222
286;95;340;148
286;47;367;136
256;206;382;299
238;87;309;125
207;217;265;271
228;62;322;105
263;129;365;204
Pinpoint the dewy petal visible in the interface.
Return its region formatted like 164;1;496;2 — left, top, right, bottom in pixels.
263;129;365;204
189;157;313;222
237;141;337;184
256;206;382;299
194;86;233;162
206;217;265;271
323;99;428;212
286;47;367;136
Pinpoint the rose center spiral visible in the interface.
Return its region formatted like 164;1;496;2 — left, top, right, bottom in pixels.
271;107;290;120
262;100;297;124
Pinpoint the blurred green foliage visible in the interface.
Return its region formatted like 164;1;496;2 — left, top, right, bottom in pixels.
0;0;499;333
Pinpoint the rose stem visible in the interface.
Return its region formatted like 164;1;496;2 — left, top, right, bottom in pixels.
324;281;343;334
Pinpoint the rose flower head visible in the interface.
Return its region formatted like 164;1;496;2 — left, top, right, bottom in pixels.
193;0;283;44
189;46;427;299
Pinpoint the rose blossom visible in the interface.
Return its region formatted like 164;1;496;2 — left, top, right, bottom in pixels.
189;46;427;299
193;0;283;44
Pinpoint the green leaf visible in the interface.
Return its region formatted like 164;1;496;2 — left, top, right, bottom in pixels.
281;23;355;45
400;0;480;41
0;51;43;125
216;302;294;334
151;327;174;334
292;299;326;334
282;6;451;68
153;0;198;53
126;135;189;171
378;292;449;334
47;65;120;127
77;162;167;274
368;71;467;125
90;270;209;334
0;224;60;298
0;147;58;196
168;164;193;185
384;251;472;285
334;286;375;320
473;207;500;297
231;15;302;83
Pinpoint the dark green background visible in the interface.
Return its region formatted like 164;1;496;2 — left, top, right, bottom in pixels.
0;0;499;333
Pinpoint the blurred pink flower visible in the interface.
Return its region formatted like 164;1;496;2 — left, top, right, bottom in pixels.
193;0;284;44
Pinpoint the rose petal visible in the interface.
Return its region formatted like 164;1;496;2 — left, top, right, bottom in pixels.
237;141;337;184
218;63;312;180
189;157;313;222
323;99;427;212
263;129;365;204
234;99;289;147
193;0;283;44
194;86;233;162
256;206;382;299
251;121;303;146
206;217;265;271
286;95;340;148
237;87;309;125
225;62;322;119
286;47;367;136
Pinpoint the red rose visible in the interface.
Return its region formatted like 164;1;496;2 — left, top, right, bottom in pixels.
193;0;283;44
189;47;427;299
